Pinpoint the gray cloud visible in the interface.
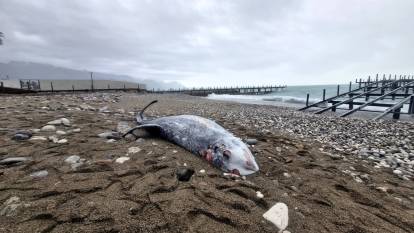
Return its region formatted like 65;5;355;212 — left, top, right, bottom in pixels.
0;0;413;87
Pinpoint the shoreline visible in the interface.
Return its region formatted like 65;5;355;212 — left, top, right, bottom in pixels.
0;93;413;232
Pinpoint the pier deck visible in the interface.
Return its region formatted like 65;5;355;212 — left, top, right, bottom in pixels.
299;74;414;120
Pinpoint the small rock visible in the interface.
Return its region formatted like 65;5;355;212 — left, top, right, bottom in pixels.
256;191;264;199
128;147;142;154
41;125;56;132
56;130;66;135
106;139;117;143
263;202;289;231
12;133;31;141
30;170;48;178
116;157;130;164
98;131;121;140
60;118;70;126
199;169;206;174
393;169;403;175
72;128;81;133
283;172;291;178
46;119;62;125
176;167;195;181
30;136;47;141
65;155;80;164
0;157;30;166
245;138;258;145
328;153;341;160
48;136;59;143
57;139;68;144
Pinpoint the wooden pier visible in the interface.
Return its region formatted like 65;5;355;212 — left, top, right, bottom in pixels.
150;85;286;97
299;74;414;120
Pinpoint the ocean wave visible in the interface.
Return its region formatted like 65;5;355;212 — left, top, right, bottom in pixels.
207;93;320;105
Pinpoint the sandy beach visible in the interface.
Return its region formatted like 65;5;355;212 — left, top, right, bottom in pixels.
0;92;413;233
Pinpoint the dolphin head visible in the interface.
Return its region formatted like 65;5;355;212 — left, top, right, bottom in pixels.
212;138;259;176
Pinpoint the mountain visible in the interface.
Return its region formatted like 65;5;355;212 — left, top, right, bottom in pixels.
0;61;184;90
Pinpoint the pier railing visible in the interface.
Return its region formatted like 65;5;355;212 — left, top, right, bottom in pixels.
149;85;286;97
299;74;414;120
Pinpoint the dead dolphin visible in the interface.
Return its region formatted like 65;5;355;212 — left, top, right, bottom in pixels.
123;100;259;175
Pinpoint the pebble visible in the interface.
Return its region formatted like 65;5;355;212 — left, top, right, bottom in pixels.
115;157;130;164
48;136;59;143
263;202;289;231
283;172;291;178
30;136;48;141
106;139;117;143
57;139;68;144
65;155;81;164
393;169;403;175
176;167;195;181
56;130;66;135
199;169;206;174
256;191;264;199
98;131;121;140
0;157;30;166
127;147;142;154
41;125;56;132
245;138;258;145
72;128;81;133
30;170;48;178
12;133;31;141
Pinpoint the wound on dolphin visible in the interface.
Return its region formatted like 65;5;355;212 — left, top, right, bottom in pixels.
123;100;260;176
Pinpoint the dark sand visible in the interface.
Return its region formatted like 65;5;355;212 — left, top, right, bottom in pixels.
0;93;413;233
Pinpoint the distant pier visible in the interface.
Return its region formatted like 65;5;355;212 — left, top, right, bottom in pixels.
300;74;414;120
150;85;286;97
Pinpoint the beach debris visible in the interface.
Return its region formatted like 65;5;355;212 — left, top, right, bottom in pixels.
122;100;259;176
116;157;130;164
30;170;48;178
12;131;32;141
127;147;141;155
263;202;289;231
41;125;56;132
176;167;195;181
256;191;264;199
0;157;30;166
98;131;121;140
0;196;22;217
245;138;258;145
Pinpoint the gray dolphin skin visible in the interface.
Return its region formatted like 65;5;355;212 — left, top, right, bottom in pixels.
123;100;260;176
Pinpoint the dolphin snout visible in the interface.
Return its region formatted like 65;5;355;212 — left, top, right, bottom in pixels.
245;160;259;172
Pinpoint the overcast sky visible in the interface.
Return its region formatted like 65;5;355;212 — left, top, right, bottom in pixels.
0;0;413;87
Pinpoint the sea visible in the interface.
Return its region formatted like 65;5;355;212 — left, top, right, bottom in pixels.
206;84;411;113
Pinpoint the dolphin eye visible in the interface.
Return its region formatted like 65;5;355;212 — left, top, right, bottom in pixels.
223;150;231;160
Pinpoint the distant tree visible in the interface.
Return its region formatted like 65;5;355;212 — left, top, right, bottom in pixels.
0;32;3;45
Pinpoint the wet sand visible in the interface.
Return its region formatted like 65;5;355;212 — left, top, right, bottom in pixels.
0;93;413;233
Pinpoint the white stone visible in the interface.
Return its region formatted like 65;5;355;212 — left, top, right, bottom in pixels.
283;172;291;178
57;139;68;144
46;119;62;125
128;147;142;154
256;191;264;199
48;136;59;143
72;128;81;133
56;130;66;135
65;155;80;164
263;202;289;231
41;125;56;132
393;169;403;175
60;118;70;126
106;139;116;143
116;157;130;164
199;169;206;174
30;136;48;141
30;170;48;178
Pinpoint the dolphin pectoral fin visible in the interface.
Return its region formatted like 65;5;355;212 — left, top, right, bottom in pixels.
122;124;162;139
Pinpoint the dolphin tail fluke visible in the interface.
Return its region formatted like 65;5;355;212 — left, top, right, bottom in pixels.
136;100;158;123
